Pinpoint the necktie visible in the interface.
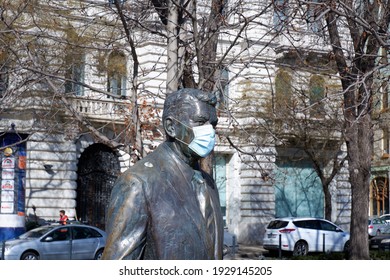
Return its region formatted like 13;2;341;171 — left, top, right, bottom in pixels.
192;171;215;243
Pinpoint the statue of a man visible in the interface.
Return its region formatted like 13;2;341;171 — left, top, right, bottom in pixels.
102;88;224;260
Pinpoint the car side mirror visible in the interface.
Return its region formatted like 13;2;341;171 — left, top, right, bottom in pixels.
43;236;53;242
336;228;342;232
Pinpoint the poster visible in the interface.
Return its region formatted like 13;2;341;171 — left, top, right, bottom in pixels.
1;202;14;214
1;180;14;191
1;190;14;202
2;157;15;169
1;169;15;180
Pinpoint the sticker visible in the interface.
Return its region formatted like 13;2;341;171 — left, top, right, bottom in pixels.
1;169;15;179
2;157;15;169
1;180;14;191
1;202;14;214
4;147;13;157
1;190;14;202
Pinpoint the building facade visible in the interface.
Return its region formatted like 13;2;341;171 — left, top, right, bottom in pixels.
3;0;386;245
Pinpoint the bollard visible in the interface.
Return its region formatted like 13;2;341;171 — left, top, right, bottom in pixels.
323;233;325;253
1;240;5;260
232;235;237;255
278;234;282;259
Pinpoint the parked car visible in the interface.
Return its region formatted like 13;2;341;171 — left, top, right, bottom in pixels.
369;226;390;251
380;214;390;224
0;224;106;260
263;217;350;256
368;216;388;237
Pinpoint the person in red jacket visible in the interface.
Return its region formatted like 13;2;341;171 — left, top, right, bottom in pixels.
59;210;68;225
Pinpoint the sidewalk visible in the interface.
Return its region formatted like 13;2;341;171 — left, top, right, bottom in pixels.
225;244;267;260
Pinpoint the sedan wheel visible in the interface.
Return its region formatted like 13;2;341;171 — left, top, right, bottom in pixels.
94;249;104;260
293;241;308;256
21;252;39;260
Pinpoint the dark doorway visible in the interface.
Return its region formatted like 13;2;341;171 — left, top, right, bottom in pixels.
76;144;120;230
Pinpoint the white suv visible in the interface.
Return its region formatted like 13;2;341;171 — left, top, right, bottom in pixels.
263;217;350;256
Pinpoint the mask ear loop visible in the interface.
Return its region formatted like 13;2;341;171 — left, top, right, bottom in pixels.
169;116;192;130
169;116;192;146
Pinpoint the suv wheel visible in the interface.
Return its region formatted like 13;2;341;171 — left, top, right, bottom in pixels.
293;241;308;256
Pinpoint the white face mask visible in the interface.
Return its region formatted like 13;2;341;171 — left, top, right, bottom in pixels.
173;118;216;158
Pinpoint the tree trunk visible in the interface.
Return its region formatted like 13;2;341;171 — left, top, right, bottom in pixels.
345;113;372;259
199;0;225;176
199;0;225;91
326;8;374;259
323;183;332;221
166;0;179;93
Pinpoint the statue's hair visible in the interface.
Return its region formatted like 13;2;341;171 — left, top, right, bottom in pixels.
162;88;217;122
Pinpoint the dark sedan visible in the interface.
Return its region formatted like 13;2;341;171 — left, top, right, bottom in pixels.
369;227;390;251
0;224;106;260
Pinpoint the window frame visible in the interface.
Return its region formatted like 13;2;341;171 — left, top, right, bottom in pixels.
107;51;127;98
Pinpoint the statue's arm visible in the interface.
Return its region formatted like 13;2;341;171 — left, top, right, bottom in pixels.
102;174;148;259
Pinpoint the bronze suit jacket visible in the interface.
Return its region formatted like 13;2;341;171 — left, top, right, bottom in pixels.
101;142;224;260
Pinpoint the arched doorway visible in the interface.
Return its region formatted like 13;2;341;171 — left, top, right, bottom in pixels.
76;144;120;230
370;176;389;216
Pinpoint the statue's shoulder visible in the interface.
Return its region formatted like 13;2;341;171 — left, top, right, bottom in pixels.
120;146;167;182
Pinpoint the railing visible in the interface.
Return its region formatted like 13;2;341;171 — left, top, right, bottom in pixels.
70;96;130;122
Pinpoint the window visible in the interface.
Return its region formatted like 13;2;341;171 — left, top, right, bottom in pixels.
382;128;389;154
267;220;289;229
273;0;289;32
48;227;71;241
107;51;127;98
64;28;85;96
275;69;292;109
0;60;8;97
309;75;325;117
319;220;337;231
108;0;127;4
380;75;389;110
72;226;102;240
213;154;232;226
216;67;229;111
306;0;324;33
383;85;389;110
65;52;85;96
294;219;320;230
274;155;324;218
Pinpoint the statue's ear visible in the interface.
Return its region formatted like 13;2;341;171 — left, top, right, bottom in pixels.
164;117;176;138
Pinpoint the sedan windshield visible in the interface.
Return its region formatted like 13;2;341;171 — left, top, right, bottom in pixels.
18;226;57;239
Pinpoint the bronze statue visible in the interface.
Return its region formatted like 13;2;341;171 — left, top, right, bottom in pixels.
101;88;224;260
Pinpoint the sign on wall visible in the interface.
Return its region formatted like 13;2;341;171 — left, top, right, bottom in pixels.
0;134;27;215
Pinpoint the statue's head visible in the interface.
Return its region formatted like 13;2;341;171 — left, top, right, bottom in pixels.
162;88;218;159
